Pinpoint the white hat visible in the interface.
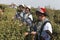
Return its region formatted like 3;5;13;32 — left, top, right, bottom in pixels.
26;5;31;9
21;4;25;7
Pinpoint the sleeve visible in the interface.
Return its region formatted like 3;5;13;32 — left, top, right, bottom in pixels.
28;14;33;21
43;23;52;33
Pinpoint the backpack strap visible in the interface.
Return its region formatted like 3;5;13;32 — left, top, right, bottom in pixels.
40;21;50;36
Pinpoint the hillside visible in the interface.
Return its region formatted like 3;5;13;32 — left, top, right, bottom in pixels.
0;4;60;40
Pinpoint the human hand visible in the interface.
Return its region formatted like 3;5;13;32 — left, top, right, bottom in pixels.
31;31;36;35
24;32;28;36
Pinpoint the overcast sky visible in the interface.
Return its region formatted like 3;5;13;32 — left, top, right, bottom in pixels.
0;0;60;10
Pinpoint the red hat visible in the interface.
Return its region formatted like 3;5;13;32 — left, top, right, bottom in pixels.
36;7;47;16
40;8;46;13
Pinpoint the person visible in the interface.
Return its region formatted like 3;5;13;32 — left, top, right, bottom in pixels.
31;7;53;40
0;6;5;21
23;5;33;27
24;5;33;40
13;4;25;22
0;6;4;15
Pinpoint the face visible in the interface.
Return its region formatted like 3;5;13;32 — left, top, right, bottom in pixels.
36;14;43;21
25;8;30;13
38;15;42;21
18;7;23;12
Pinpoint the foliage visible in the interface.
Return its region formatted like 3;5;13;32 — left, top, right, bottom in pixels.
0;4;60;40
